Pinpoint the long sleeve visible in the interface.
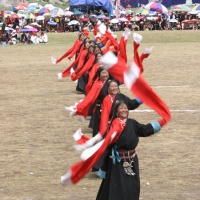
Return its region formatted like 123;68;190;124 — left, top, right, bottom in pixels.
76;79;105;118
118;36;128;63
73;50;88;73
56;39;79;63
68;40;82;60
122;94;141;110
133;120;155;137
99;95;113;136
85;63;99;94
60;118;123;186
61;49;84;78
71;54;95;81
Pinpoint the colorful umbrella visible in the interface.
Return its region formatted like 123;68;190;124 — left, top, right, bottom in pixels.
110;18;119;23
16;5;27;10
38;7;50;15
51;7;64;16
145;2;168;13
44;4;55;11
10;13;20;19
17;2;28;7
47;21;57;26
73;10;83;16
5;27;14;31
68;20;79;25
19;28;38;32
43;13;51;18
64;11;73;16
102;16;110;20
119;17;128;22
135;7;156;15
131;16;140;22
192;4;200;11
30;22;41;27
25;13;36;19
4;11;14;17
25;6;37;13
36;16;45;21
171;5;191;12
188;10;200;15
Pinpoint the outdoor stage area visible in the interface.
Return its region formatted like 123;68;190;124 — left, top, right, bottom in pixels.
1;30;200;200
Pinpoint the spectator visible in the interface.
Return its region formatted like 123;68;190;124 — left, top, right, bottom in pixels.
39;32;48;43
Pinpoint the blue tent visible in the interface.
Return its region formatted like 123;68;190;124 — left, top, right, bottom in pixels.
69;0;112;13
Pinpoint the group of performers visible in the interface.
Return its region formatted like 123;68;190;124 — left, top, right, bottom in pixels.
52;22;171;200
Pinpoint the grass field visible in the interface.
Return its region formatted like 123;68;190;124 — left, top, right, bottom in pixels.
1;30;200;200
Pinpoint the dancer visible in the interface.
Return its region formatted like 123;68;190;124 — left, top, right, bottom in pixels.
65;68;110;120
52;32;85;64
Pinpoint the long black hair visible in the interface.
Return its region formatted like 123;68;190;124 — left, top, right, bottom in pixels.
110;100;128;122
83;45;95;65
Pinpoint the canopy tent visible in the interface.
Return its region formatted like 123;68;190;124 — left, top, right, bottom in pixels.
69;0;112;13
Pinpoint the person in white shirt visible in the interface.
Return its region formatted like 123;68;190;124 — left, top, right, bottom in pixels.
39;32;48;43
30;32;40;44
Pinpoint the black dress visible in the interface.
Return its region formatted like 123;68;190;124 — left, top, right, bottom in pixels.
96;118;155;200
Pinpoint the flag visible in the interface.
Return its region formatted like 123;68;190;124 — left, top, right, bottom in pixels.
115;2;119;19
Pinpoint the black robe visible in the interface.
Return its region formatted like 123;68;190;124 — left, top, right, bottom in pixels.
96;119;154;200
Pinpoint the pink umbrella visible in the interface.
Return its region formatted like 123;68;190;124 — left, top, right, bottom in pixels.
145;2;168;14
10;13;20;19
102;16;110;20
64;11;73;16
17;2;28;7
16;5;27;10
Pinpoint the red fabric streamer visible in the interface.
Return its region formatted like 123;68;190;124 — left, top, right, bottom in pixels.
56;39;79;64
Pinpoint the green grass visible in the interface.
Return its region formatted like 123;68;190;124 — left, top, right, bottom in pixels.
44;30;200;47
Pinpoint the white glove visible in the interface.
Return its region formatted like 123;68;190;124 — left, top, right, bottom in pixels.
99;23;106;35
143;46;154;54
51;57;56;64
123;28;131;40
133;33;143;44
57;72;63;80
99;51;118;69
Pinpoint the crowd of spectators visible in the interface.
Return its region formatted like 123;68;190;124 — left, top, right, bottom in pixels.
1;8;200;46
